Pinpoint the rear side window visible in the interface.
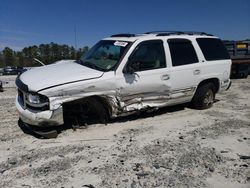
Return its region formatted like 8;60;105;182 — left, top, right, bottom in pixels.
196;38;230;61
168;39;198;67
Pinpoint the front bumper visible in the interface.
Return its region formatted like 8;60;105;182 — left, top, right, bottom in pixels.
16;96;64;127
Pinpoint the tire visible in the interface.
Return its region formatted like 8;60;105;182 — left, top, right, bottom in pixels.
191;83;215;110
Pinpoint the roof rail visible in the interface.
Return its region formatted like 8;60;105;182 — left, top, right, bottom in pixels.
144;31;180;34
145;31;213;36
110;33;136;38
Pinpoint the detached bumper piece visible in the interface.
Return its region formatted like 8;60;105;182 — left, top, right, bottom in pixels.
18;119;59;139
226;81;232;91
220;79;231;91
0;81;3;92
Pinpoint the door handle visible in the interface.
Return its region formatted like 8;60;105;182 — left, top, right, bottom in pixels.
161;74;170;80
193;69;201;75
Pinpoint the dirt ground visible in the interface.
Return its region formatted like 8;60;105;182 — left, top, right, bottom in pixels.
0;75;249;188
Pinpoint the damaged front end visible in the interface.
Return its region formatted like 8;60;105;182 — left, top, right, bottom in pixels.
16;82;64;127
15;75;118;129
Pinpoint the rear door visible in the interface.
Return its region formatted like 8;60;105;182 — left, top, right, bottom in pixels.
167;38;201;102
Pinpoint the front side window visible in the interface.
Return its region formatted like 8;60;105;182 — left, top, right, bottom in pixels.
168;39;199;67
79;40;131;71
126;40;166;72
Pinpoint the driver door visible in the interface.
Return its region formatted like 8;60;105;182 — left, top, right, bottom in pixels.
115;40;171;111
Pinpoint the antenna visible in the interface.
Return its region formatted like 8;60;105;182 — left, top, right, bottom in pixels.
33;58;46;66
74;26;77;50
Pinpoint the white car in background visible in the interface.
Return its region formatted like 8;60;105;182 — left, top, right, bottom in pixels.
16;31;231;128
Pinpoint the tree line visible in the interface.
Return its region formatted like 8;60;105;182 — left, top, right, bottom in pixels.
0;43;89;68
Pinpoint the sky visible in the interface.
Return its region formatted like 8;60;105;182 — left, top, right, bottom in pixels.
0;0;249;51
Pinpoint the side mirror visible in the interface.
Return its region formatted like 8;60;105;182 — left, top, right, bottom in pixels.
123;61;140;74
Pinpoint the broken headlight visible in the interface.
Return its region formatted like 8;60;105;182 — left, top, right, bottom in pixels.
27;93;48;104
27;93;40;104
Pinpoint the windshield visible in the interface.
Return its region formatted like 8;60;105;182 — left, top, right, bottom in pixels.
79;40;131;71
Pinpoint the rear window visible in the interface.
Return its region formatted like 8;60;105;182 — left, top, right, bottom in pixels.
197;38;230;61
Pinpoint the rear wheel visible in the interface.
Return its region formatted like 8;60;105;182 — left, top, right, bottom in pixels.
192;83;215;110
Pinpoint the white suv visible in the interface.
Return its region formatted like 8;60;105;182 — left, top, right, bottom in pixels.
16;31;231;127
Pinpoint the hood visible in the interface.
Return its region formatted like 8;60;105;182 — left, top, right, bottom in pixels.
19;60;104;92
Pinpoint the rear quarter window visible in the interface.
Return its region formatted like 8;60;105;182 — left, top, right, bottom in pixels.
196;38;230;61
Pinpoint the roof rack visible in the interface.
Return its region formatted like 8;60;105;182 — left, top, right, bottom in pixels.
110;33;136;38
144;31;213;36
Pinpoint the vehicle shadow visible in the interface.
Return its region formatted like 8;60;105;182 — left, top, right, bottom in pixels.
18;102;215;139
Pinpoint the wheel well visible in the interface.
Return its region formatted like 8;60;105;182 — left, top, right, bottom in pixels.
63;95;111;116
91;95;112;117
197;78;219;93
62;95;111;126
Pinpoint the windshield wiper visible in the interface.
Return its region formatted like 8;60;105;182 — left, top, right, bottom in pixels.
84;61;98;69
82;60;106;72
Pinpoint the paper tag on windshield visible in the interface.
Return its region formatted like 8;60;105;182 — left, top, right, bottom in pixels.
114;41;128;47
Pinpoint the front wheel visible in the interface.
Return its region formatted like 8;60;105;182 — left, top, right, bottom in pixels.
191;83;215;110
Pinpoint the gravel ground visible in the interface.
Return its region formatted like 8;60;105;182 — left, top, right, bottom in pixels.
0;75;249;188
